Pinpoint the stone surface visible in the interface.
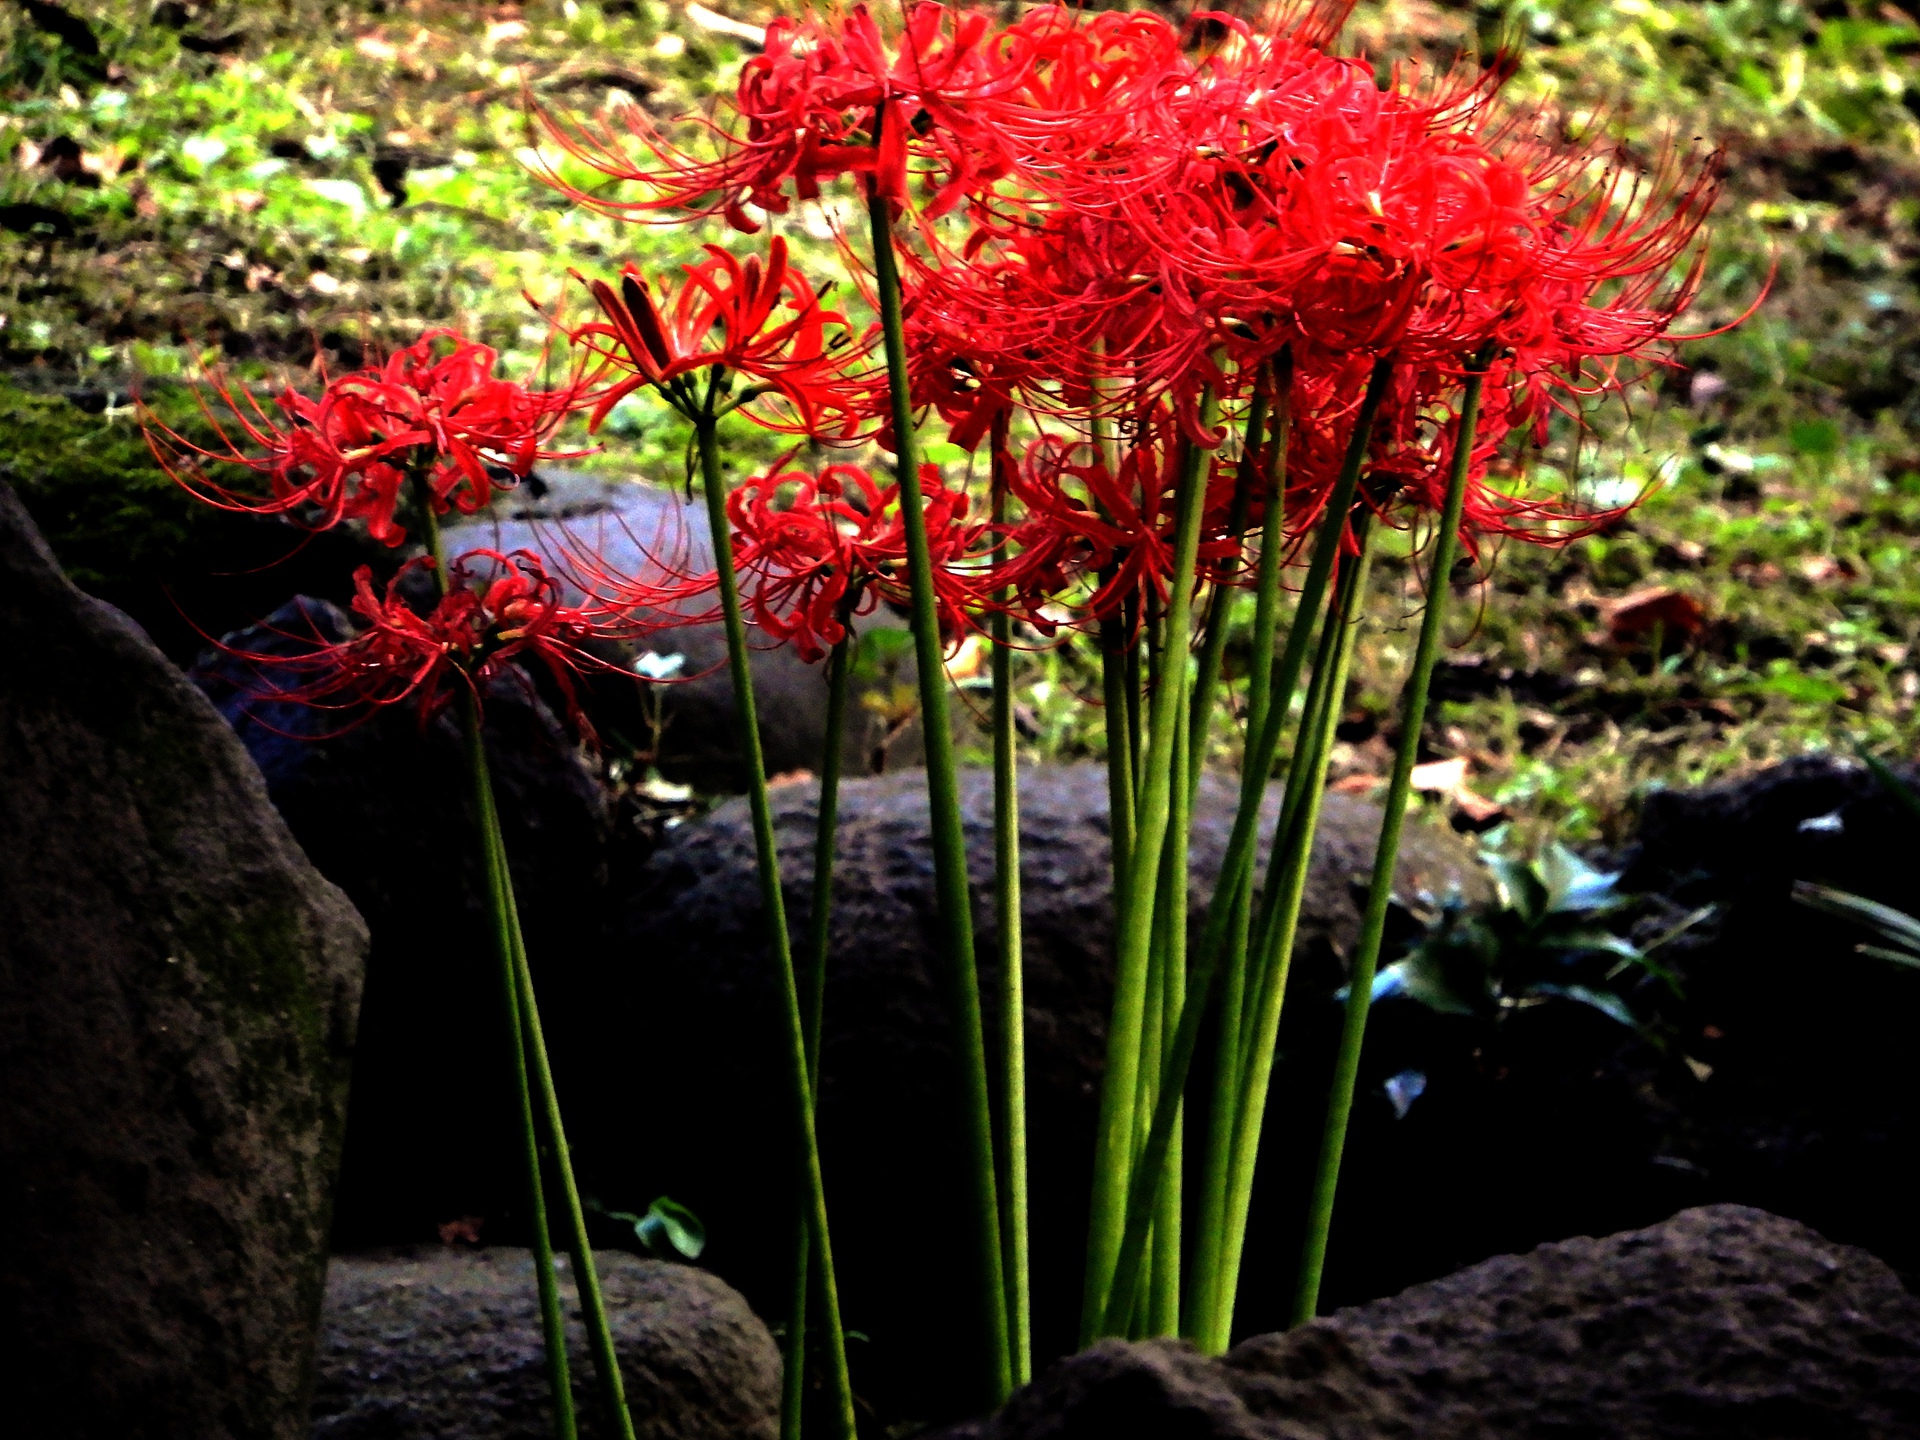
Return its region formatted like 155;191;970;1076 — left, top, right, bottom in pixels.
0;482;368;1439
942;1205;1920;1439
603;763;1488;1424
1612;754;1920;1289
310;1248;781;1440
190;598;615;1251
446;469;927;790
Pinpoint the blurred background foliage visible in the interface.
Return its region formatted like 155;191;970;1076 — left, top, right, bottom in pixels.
2;0;1917;842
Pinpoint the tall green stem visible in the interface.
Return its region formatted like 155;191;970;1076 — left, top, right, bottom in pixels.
461;697;578;1440
499;827;637;1440
1187;385;1268;798
1148;680;1191;1337
1189;356;1289;1343
990;425;1031;1387
1206;517;1374;1352
782;628;856;1440
1291;355;1492;1325
694;414;857;1438
866;180;1012;1403
414;480;576;1440
1101;622;1136;919
1081;401;1216;1343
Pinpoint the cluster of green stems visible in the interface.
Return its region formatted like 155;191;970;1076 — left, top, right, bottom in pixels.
471;188;1493;1437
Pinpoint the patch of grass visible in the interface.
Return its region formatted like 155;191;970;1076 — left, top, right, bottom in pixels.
6;0;1918;833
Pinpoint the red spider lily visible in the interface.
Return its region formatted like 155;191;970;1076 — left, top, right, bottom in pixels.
580;456;998;662
218;548;617;734
571;236;868;439
534;2;1033;227
731;456;998;658
145;330;585;546
997;419;1246;629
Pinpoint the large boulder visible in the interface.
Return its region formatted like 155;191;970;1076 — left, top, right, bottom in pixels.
310;1248;782;1440
1612;753;1920;1289
597;763;1488;1427
943;1205;1920;1439
190;599;616;1252
0;482;368;1438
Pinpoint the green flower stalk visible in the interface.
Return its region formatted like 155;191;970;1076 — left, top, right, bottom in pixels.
782;625;856;1440
1082;397;1217;1343
1291;352;1495;1326
990;421;1033;1387
692;413;859;1439
413;480;628;1440
867;174;1012;1402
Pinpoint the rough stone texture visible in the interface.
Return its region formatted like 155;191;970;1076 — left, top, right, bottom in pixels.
942;1205;1920;1440
190;598;615;1250
1612;754;1920;1289
0;482;368;1439
310;1248;781;1440
605;763;1488;1424
446;468;926;790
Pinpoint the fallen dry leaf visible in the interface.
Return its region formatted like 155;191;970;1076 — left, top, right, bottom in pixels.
1329;773;1383;794
1600;586;1706;642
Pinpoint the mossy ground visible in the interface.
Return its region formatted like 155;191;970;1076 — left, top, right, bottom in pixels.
4;0;1917;842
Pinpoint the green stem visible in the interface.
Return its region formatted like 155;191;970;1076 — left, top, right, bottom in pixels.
1182;355;1290;1351
990;424;1031;1388
1186;385;1268;798
500;840;638;1440
1291;354;1492;1326
413;477;576;1440
1107;516;1374;1342
1101;620;1136;922
694;412;857;1438
1189;356;1288;1343
867;180;1011;1403
1082;401;1216;1343
782;626;856;1440
1207;517;1374;1353
1086;360;1389;1341
462;698;578;1440
1159;360;1390;1091
1148;679;1191;1337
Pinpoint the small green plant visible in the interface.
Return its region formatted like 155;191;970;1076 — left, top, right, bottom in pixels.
1372;841;1683;1031
605;1197;708;1262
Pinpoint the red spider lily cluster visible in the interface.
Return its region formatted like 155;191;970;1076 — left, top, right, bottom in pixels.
150;331;637;730
153;2;1733;730
223;549;614;730
544;0;1726;644
147;330;586;547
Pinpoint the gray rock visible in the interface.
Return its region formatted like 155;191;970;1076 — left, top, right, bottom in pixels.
946;1205;1920;1439
447;469;927;790
309;1248;781;1440
0;483;368;1438
604;763;1487;1424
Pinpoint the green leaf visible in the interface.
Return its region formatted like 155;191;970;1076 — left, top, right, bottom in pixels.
1789;420;1839;456
1758;667;1847;706
1374;955;1482;1016
634;1196;707;1260
921;440;971;467
1793;882;1920;964
1533;983;1639;1029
